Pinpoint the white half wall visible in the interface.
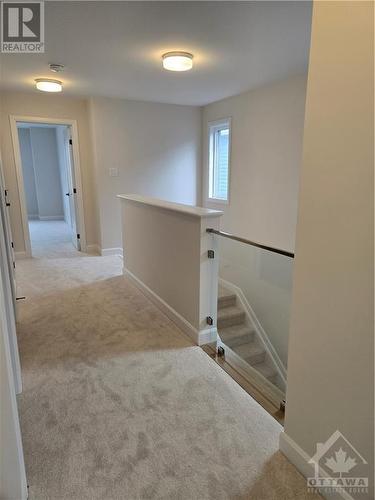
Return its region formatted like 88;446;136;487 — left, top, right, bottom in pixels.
119;195;222;344
282;2;374;498
89;96;202;250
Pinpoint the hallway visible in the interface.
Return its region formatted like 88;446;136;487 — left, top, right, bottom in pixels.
28;219;77;259
15;245;316;499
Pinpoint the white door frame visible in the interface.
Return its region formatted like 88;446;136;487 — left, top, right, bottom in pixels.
9;115;87;256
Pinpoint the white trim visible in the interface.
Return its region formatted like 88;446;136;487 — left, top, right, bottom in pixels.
27;214;39;220
38;215;64;221
217;337;284;407
9;115;87;255
86;244;101;255
279;432;354;500
219;277;287;386
9;117;32;258
69;120;87;252
124;267;217;346
14;251;27;260
101;247;123;257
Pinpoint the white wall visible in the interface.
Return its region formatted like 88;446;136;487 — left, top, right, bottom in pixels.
202;74;307;368
89;96;201;250
202;74;307;253
18;128;39;218
28;127;64;219
281;2;374;497
0;92;99;251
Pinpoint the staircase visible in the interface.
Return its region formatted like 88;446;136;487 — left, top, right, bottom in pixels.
217;286;283;391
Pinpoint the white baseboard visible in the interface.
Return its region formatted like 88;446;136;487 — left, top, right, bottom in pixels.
279;432;354;500
38;215;64;221
15;251;27;260
27;214;39;220
86;244;101;255
101;247;123;257
123;267;217;346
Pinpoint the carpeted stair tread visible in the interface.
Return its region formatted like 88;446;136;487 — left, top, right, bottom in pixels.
217;306;246;328
218;324;255;347
233;342;266;365
252;361;278;382
218;292;237;308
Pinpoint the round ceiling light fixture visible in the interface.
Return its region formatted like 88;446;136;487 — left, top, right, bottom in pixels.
162;51;193;72
35;78;63;92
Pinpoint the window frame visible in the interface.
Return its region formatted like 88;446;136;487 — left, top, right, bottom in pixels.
207;117;232;205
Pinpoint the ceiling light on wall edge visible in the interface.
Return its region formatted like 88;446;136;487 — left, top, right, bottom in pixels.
35;78;63;92
162;52;193;72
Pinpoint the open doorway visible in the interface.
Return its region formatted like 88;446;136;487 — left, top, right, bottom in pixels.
10;116;86;258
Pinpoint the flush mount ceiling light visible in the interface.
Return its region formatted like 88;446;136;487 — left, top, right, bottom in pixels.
35;78;63;92
162;52;193;72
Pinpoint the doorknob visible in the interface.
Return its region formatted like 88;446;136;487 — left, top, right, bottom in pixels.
65;192;70;196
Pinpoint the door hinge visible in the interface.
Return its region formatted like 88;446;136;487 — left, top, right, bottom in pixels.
6;202;10;207
77;233;80;240
73;188;77;194
11;241;14;248
206;316;213;326
69;138;73;145
13;262;16;270
207;250;215;259
4;189;7;196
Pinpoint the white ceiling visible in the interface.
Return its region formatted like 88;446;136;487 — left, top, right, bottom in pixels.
0;1;312;106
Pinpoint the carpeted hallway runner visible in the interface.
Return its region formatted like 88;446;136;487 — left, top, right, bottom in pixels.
15;250;319;499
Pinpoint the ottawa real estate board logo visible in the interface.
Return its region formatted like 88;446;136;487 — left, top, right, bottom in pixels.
307;430;368;496
1;1;44;53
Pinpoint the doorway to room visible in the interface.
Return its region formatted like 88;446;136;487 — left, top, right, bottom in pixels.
10;117;86;258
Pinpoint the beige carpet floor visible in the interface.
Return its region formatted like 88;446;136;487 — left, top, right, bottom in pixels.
15;233;318;499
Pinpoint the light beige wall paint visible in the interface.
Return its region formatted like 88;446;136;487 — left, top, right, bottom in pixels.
0;91;99;251
89;96;202;250
202;73;307;253
202;74;306;367
282;2;374;496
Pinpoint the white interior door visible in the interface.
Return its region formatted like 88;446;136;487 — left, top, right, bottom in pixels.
0;154;22;395
63;127;80;250
0;160;16;309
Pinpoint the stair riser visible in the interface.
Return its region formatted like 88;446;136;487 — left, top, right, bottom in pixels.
217;313;245;329
221;331;255;348
244;351;266;366
218;296;236;309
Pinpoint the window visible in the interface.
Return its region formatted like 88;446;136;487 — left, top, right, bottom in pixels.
208;119;231;202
